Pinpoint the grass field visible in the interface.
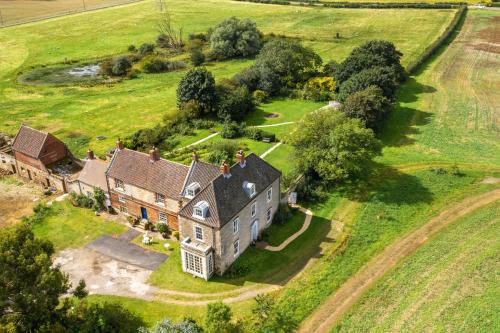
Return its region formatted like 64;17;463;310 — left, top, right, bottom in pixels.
332;201;500;333
31;201;126;251
379;10;500;168
0;0;456;156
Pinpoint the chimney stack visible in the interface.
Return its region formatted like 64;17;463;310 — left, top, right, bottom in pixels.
149;146;160;162
86;149;95;160
192;152;199;162
116;138;124;151
220;160;231;178
236;150;246;167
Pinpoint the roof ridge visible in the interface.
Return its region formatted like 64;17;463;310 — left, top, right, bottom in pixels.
123;148;189;169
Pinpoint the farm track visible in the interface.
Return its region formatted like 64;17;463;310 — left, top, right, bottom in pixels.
298;187;500;333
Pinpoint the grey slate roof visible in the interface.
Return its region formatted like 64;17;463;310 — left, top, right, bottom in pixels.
107;148;189;200
181;160;220;197
179;153;281;228
12;125;49;158
78;158;109;191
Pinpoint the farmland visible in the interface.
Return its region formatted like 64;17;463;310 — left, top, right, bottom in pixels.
331;201;500;333
0;0;456;156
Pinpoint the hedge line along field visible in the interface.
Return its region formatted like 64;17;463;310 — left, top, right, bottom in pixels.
379;10;500;168
331;201;500;333
0;0;456;156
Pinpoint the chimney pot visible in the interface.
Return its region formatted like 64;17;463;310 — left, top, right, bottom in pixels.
236;150;246;167
219;160;231;178
116;138;124;151
86;149;95;160
149;146;160;162
192;152;199;162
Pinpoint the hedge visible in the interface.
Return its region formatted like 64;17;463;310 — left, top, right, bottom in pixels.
233;0;466;8
406;5;467;74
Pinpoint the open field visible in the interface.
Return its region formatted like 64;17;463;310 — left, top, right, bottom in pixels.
331;201;500;333
0;0;456;156
380;10;500;167
0;0;143;26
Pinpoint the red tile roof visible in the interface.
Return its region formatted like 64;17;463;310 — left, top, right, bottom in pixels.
12;125;48;158
107;148;189;200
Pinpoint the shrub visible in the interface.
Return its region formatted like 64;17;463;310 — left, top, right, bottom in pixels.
252;89;269;104
70;192;94;209
172;231;180;240
191;118;217;130
142;57;186;73
244;127;263;141
261;131;276;142
207;140;239;165
220;121;244;139
190;48;205;66
139;43;155;56
112;56;132;76
216;82;254;121
233;67;260;91
128;45;137;52
210;17;262;59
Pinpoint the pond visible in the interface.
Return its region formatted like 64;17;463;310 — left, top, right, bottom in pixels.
18;63;106;86
67;64;101;77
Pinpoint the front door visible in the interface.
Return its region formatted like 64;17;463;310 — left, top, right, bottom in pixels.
141;207;148;220
251;220;259;241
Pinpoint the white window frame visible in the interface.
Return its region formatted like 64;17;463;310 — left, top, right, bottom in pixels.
251;202;257;217
249;184;256;197
193;201;209;220
118;195;126;203
194;225;203;241
184;251;204;276
158;211;167;223
185;182;201;199
194;207;204;219
207;253;214;275
233;218;239;234
266;207;272;224
155;193;165;205
115;179;124;190
267;187;272;202
233;240;240;257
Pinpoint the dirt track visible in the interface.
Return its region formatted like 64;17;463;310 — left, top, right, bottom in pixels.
298;188;500;333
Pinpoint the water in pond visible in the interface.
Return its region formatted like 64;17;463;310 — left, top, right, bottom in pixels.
67;64;100;77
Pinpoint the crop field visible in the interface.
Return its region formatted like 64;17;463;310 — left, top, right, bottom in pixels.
332;201;500;333
0;0;456;156
0;0;143;26
380;10;500;168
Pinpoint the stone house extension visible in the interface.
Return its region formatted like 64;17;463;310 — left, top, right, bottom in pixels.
10;125;83;192
179;152;281;280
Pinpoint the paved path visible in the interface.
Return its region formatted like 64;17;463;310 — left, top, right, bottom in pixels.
254;121;295;128
258;207;313;252
184;132;219;148
260;142;282;159
86;235;167;270
298;188;500;333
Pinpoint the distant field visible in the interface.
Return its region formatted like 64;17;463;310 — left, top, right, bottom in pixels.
321;0;475;3
379;10;500;168
0;0;456;156
332;201;500;333
0;0;144;26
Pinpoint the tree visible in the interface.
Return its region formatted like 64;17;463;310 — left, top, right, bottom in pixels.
177;68;217;114
334;40;405;85
289;109;381;182
156;0;184;50
216;81;254;121
92;187;106;212
340;85;392;131
190;48;205;66
0;224;70;331
232;67;260;92
210;17;262;59
73;279;89;299
205;301;233;333
253;39;322;94
338;66;398;102
139;317;203;333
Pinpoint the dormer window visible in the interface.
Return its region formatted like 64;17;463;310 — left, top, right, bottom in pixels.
115;179;124;190
243;182;256;198
155;193;165;205
185;182;201;199
193;201;209;219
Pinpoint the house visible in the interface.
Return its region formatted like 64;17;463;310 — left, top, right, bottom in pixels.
10;125;82;192
178;151;281;280
105;140;191;230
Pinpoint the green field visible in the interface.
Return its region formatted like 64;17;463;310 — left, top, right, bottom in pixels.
332;201;500;333
379;10;500;168
0;0;456;156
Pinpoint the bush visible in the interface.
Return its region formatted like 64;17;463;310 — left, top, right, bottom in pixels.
210;17;262;59
273;203;293;225
244;127;263;141
112;56;132;76
252;89;269;104
128;45;137;52
190;48;205;66
142;57;186;73
233;67;261;91
139;43;155;56
261;131;276;142
216;82;254;121
156;223;169;238
191;118;217;130
207;140;239;165
70;192;94;209
172;231;180;240
220;121;245;139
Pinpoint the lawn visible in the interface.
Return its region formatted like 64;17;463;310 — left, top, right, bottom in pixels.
31;200;126;251
0;0;456;156
332;201;500;333
246;99;325;126
264;208;305;246
379;10;500;168
134;207;330;294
